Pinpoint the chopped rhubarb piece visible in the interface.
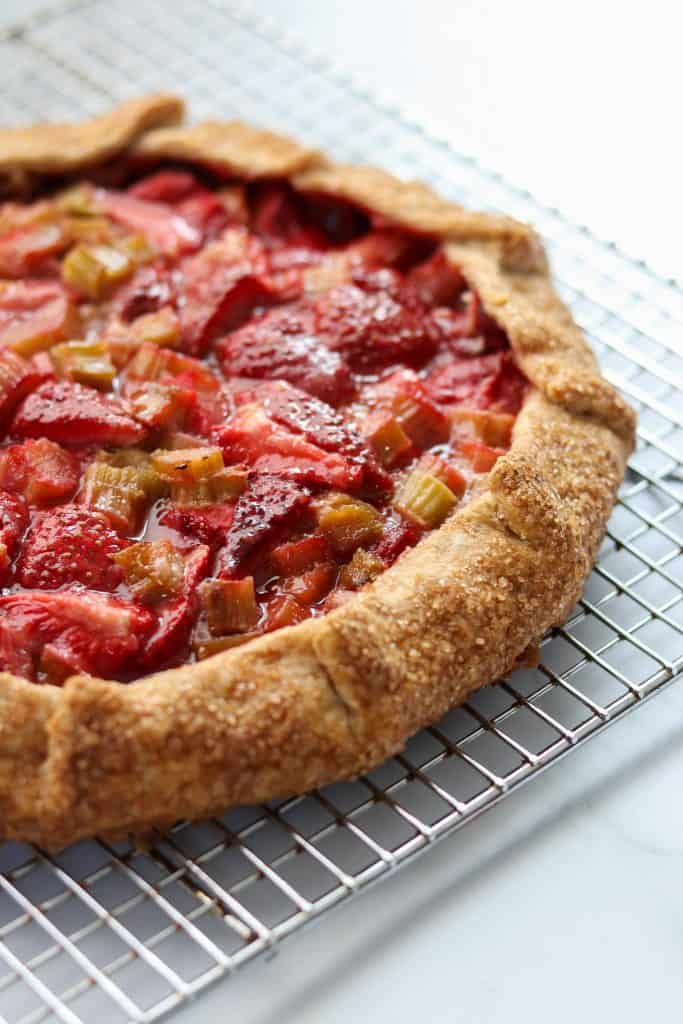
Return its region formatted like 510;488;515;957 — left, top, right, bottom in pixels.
0;348;47;428
12;380;147;447
312;281;439;370
151;446;224;485
416;453;467;498
159;502;235;549
127;381;192;430
81;461;150;535
364;412;412;467
97;188;200;256
200;576;260;635
0;221;69;277
178;231;277;355
62;243;134;299
264;594;307;631
458;440;504;473
0;590;154;682
338;548;384;589
0;280;78;355
129;171;201;203
130;306;180;348
96;448;167;499
216;305;354;405
406;250;467;306
214;403;361;491
315;493;383;554
50;339;116;390
141;544;210;669
270;533;329;576
124;343;222;400
194;633;260;659
0;438;79;506
386;372;450;449
219;473;311;574
449;408;515;447
0;490;28;582
395;469;458;529
170;465;248;506
16;505;127;590
115;540;185;604
279;564;337;605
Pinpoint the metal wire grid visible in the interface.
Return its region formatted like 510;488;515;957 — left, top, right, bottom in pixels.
0;2;681;1021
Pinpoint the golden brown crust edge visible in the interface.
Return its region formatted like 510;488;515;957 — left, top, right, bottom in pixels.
0;100;635;850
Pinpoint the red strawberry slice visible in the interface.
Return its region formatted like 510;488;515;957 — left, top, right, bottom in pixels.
219;474;311;575
0;280;77;354
425;351;514;409
113;262;177;322
488;354;528;414
312;282;439;371
0;490;28;583
0;590;155;683
16;505;128;591
128;170;201;203
159;503;235;550
406;250;467;307
372;513;420;565
0;438;79;505
12;380;147;446
178;229;277;355
250;183;324;245
214;403;361;490
176;191;230;242
97;188;200;256
216;305;354;405
246;381;392;495
141;544;210;669
0;348;49;430
0;222;69;278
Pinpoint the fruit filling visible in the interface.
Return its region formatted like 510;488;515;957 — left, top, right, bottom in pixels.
0;172;528;684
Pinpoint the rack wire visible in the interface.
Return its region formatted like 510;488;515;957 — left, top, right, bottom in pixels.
1;2;682;1021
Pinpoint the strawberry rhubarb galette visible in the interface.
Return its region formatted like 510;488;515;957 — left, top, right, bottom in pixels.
0;96;635;848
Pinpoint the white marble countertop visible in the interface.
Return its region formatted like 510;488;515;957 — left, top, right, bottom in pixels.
171;3;683;1022
0;2;680;1021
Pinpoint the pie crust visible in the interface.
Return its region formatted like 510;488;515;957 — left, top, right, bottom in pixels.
0;96;635;850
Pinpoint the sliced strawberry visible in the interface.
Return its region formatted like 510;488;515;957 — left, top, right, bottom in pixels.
248;380;392;495
113;262;177;322
269;532;330;575
0;280;77;355
312;282;438;371
406;250;467;306
279;563;337;605
0;348;48;430
0;590;155;682
12;380;147;447
16;505;128;591
176;190;230;241
141;545;210;669
214;403;361;490
128;171;201;203
425;351;525;410
216;305;354;405
159;503;234;550
0;222;69;278
0;490;28;583
371;513;420;565
250;183;323;245
178;229;277;355
0;438;79;505
263;594;308;631
349;229;433;273
97;188;200;256
219;474;311;575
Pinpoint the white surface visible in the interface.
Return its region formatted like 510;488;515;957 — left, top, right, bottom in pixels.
1;2;681;1022
171;3;681;1023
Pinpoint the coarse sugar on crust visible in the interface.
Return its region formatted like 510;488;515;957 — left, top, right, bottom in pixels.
0;97;635;849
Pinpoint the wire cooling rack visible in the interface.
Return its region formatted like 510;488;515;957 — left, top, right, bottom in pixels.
1;2;682;1021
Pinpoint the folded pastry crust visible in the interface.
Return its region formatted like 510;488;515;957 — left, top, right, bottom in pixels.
0;97;635;849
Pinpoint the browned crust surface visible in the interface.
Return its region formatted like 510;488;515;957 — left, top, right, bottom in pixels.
0;98;635;850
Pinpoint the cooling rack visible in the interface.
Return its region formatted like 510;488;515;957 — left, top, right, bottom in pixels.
1;2;682;1021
